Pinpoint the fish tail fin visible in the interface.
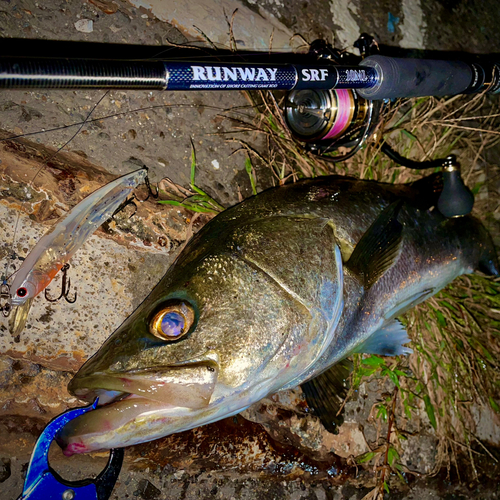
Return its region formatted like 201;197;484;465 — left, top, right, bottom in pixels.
405;175;498;275
453;215;498;276
474;219;499;276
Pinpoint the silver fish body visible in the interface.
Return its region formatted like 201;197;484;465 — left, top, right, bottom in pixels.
58;175;498;455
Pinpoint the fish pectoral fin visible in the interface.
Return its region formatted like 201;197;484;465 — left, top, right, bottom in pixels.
347;201;403;288
300;359;352;434
353;319;413;356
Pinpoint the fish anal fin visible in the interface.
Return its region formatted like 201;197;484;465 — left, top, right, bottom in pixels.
300;359;353;434
353;319;413;356
347;201;403;288
383;288;434;321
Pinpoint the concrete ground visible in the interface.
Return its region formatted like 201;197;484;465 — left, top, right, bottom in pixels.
1;0;500;499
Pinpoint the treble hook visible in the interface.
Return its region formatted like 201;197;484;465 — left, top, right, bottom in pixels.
0;281;11;317
44;263;77;303
112;195;138;220
135;168;159;202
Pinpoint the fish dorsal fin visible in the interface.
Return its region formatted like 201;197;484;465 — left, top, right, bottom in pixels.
353;319;413;356
347;201;403;288
300;359;353;434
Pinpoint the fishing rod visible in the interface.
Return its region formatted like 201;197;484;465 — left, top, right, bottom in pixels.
1;34;498;217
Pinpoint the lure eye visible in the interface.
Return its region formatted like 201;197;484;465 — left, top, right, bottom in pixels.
16;287;28;298
149;301;195;341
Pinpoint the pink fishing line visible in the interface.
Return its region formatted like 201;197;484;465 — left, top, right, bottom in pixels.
323;90;351;140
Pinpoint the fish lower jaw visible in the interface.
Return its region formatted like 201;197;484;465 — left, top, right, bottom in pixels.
59;384;266;456
72;386;209;414
57;393;225;456
58;393;195;456
61;376;277;455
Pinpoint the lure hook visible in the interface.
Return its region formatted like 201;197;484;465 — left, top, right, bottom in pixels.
112;195;138;220
44;263;77;304
0;281;12;317
112;171;158;219
146;173;159;198
135;168;159;202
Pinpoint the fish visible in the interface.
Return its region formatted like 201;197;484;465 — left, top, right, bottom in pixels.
6;168;147;335
57;174;498;456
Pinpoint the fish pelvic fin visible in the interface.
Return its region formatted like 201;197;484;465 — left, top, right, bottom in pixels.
353;319;413;356
300;359;353;434
301;319;412;434
347;201;404;288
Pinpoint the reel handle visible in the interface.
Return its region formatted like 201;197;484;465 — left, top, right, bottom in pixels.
437;157;475;218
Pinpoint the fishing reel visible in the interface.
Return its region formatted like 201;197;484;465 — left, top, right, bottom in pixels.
283;36;474;217
284;87;372;155
283;37;378;162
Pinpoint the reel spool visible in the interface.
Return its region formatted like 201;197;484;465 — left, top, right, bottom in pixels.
284;88;369;153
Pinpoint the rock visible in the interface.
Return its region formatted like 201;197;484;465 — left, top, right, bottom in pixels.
400;434;439;474
0;357;13;389
242;389;370;461
135;479;161;499
0;355;75;419
74;19;94;33
0;458;11;483
471;403;500;446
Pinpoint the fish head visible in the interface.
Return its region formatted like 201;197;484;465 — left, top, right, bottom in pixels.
59;216;344;455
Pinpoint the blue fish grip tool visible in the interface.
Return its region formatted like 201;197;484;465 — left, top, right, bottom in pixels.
18;399;124;500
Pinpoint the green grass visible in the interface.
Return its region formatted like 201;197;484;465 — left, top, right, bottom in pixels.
348;275;500;489
158;142;224;214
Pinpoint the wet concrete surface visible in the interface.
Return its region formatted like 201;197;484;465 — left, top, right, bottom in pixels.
1;0;500;498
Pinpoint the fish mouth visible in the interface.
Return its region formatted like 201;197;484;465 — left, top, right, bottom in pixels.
58;359;219;456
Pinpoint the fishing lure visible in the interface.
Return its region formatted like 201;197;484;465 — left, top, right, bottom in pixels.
7;167;147;332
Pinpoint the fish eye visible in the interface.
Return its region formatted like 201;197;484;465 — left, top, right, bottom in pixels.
16;287;28;298
149;301;195;341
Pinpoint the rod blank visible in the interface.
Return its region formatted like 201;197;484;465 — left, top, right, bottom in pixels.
0;58;168;89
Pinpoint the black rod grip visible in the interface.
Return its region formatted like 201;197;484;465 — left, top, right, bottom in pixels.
357;55;473;100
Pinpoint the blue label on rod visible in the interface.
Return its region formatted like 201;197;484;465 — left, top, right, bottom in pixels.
166;62;297;90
